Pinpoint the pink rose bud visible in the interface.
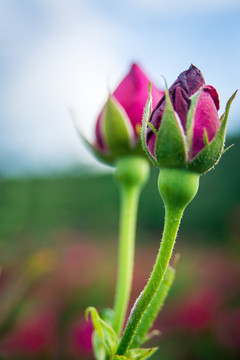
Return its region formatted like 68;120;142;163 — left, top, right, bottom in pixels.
142;65;237;173
80;63;163;165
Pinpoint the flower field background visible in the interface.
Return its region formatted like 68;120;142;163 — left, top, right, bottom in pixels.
0;136;239;360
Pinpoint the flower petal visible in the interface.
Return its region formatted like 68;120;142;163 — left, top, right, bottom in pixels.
113;63;163;132
190;85;221;160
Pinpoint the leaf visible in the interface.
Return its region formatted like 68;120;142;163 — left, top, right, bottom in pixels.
100;308;114;326
155;81;187;168
189;90;238;174
141;83;159;166
113;347;158;360
86;306;119;356
93;331;107;360
131;266;175;348
127;347;158;359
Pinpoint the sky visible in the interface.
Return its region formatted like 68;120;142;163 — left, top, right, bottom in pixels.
0;0;240;175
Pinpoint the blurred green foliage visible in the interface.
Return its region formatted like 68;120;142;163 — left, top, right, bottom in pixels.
0;137;239;255
0;137;239;359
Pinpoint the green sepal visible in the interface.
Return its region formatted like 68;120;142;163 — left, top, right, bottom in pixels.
86;306;119;356
131;266;175;348
102;96;133;156
69;108;115;165
76;128;115;165
113;347;158;360
141;83;159;166
188;90;237;173
186;90;201;150
155;82;187;168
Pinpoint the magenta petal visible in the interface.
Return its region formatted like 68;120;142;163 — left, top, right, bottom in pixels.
172;85;191;130
146;64;205;157
95;63;163;151
190;86;221;160
204;85;220;110
113;63;163;132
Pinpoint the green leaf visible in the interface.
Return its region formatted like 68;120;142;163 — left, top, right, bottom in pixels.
93;332;107;360
189;90;237;174
155;82;187;168
102;96;133;155
131;266;175;348
141;83;159;166
127;347;158;359
86;306;119;356
112;347;158;360
100;308;114;326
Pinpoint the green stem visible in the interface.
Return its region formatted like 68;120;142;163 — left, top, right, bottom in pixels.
112;157;150;337
112;183;140;336
116;205;183;354
116;168;199;355
131;265;176;349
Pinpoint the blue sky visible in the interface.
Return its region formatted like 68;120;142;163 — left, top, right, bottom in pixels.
0;0;239;175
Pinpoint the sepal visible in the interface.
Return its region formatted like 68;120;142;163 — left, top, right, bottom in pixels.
141;83;158;166
155;82;187;168
186;89;201;151
188;90;237;173
102;96;134;155
69;108;115;165
78;129;115;164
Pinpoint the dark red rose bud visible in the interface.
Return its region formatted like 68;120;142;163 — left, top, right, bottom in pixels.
142;65;237;174
147;65;205;156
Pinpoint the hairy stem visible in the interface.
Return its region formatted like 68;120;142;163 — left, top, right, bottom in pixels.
112;157;150;336
116;168;199;355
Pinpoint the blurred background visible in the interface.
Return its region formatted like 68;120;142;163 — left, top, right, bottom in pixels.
0;0;240;359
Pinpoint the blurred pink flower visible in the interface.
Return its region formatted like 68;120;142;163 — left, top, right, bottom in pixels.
70;318;93;356
216;308;240;350
161;288;221;332
1;312;56;356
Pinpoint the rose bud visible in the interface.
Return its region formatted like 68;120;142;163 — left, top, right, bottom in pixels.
77;63;163;165
142;64;237;173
